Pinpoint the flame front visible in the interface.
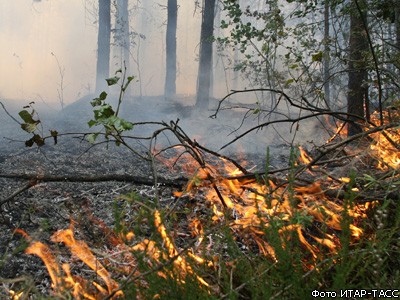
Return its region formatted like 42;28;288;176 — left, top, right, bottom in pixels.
171;148;372;265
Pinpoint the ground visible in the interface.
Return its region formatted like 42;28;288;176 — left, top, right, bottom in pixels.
0;95;283;296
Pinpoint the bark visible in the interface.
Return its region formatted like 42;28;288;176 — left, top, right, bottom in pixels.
395;0;400;71
115;0;130;70
323;1;331;109
347;1;369;136
95;0;111;93
165;0;177;99
196;0;216;109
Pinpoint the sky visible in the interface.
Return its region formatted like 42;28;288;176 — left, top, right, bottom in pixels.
0;0;205;108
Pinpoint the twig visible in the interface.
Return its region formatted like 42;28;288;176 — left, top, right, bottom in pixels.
0;101;21;125
0;180;38;207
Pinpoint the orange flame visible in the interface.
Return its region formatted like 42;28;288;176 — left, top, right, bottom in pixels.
172;149;372;265
17;228;123;299
132;210;211;287
51;228;119;294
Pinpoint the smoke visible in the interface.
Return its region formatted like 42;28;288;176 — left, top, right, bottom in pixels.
0;1;324;159
0;1;240;107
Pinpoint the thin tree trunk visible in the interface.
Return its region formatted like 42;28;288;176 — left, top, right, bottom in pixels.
196;0;216;109
116;0;130;69
395;0;400;72
165;0;177;100
96;0;111;93
347;1;369;136
323;1;331;109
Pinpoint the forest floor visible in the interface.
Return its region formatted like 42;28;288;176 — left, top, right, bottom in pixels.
2;95;395;298
0;95;292;296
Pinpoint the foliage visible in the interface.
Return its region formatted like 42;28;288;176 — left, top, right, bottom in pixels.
218;0;400;112
18;102;58;147
87;69;134;145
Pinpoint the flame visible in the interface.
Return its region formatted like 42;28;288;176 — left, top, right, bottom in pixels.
132;210;211;287
171;148;372;266
369;119;400;169
51;228;119;294
298;146;313;165
25;241;62;289
17;228;123;299
8;290;23;300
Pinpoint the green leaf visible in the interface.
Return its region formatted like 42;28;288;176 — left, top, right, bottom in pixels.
99;91;108;100
114;118;134;131
19;110;35;124
25;134;45;147
87;133;99;144
311;51;323;62
21;122;38;133
90;98;102;107
32;134;45;147
88;119;97;128
123;76;135;91
93;105;115;119
106;76;120;86
25;138;34;147
285;78;295;87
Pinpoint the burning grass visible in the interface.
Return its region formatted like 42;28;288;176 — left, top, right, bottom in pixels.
2;114;400;299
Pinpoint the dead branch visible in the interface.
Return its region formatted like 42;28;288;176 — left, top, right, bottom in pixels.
0;101;22;125
0;180;38;207
0;173;187;187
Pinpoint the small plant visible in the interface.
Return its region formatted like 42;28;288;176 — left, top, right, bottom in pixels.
18;101;58;147
87;68;135;145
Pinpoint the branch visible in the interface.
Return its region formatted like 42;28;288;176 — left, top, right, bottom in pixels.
0;173;186;187
0;101;21;125
0;180;38;207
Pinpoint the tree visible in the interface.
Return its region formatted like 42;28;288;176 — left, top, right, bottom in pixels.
323;1;331;108
115;0;131;70
96;0;111;93
196;0;216;109
165;0;177;100
346;1;369;136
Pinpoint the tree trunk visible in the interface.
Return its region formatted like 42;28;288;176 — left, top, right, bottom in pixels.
395;0;400;72
165;0;177;100
347;1;369;136
323;1;331;109
96;0;111;93
115;0;130;70
196;0;216;109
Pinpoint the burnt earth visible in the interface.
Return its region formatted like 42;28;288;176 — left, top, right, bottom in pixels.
0;95;294;297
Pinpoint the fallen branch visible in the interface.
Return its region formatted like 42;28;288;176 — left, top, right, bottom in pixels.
0;173;187;187
0;172;189;208
0;179;38;207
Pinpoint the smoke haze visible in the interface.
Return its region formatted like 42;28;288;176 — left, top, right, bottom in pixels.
0;1;218;107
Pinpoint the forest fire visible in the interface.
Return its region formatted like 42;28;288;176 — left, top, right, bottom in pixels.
368;111;400;170
16;228;123;299
169;148;371;261
9;115;400;298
